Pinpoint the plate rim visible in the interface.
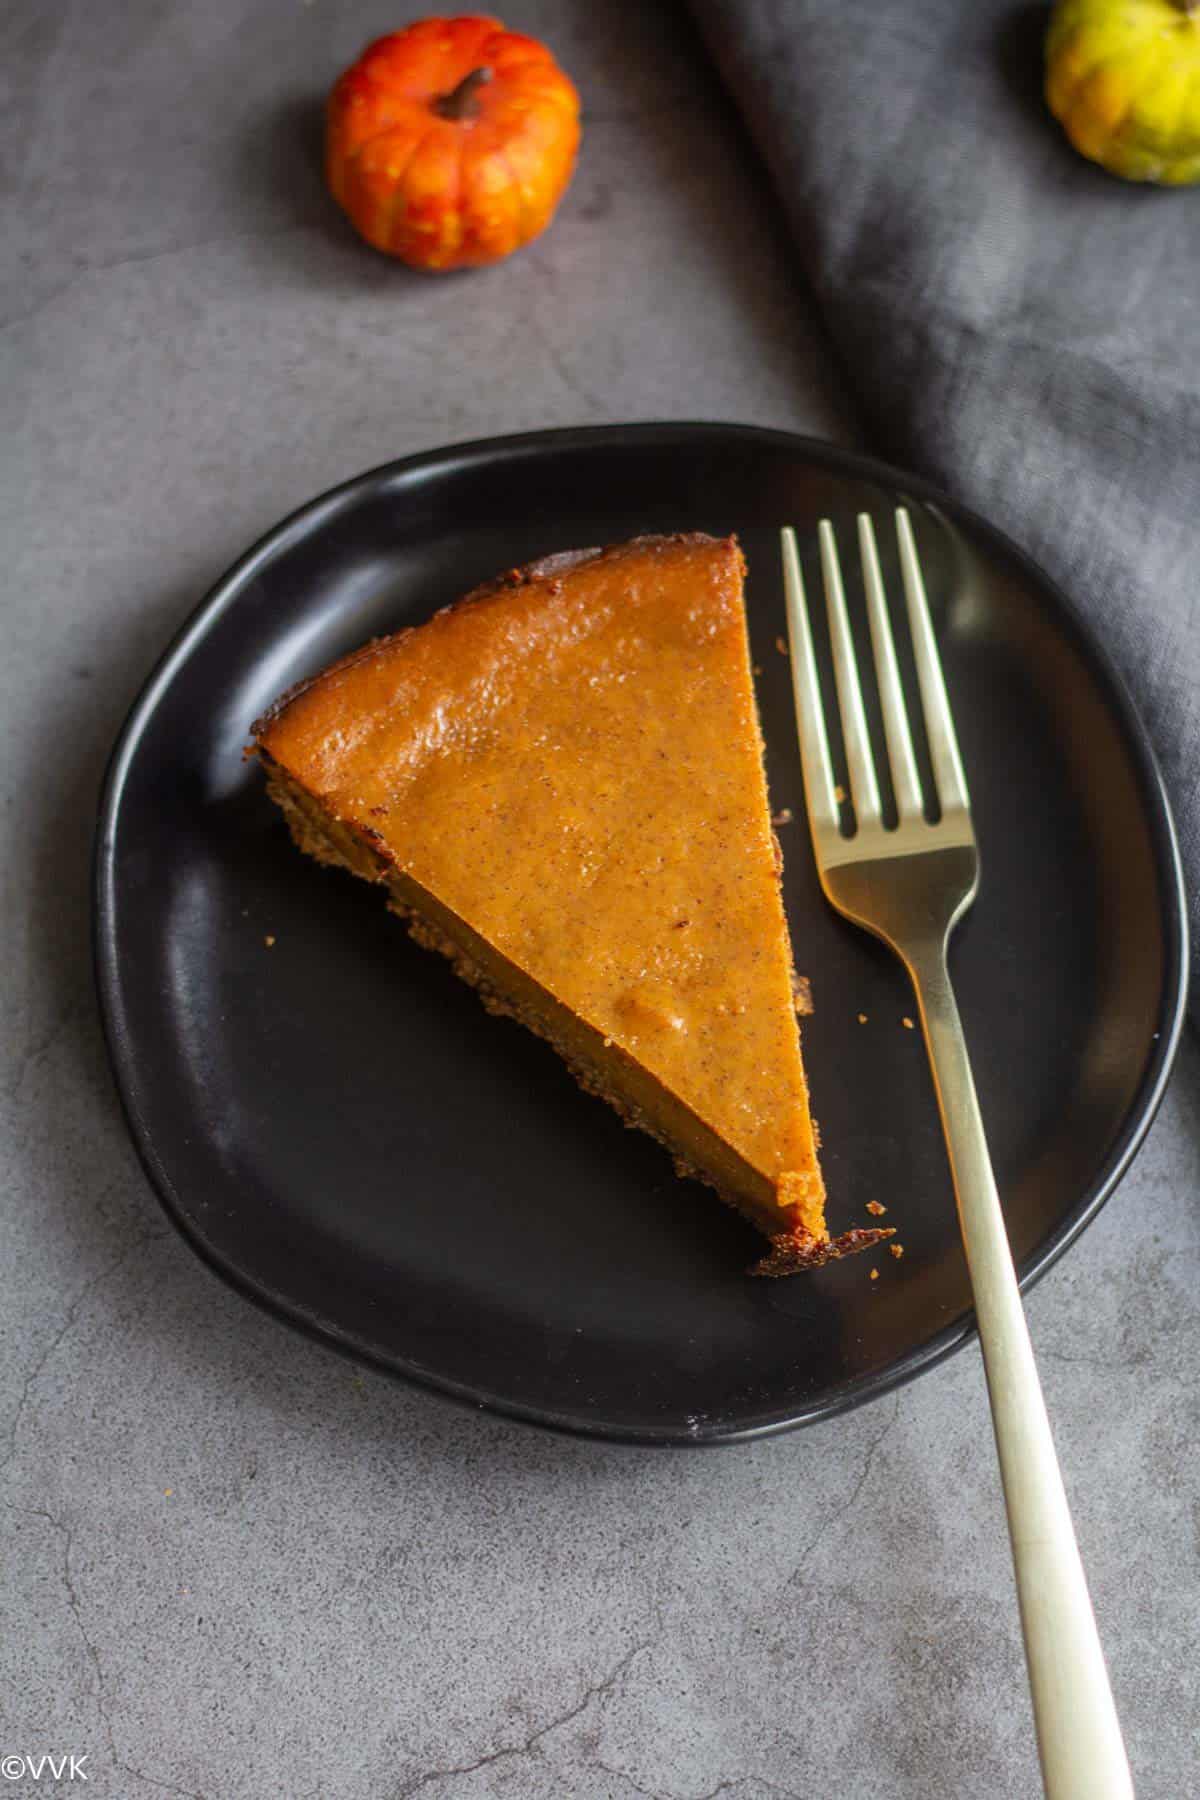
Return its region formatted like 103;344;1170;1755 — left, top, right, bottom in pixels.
92;421;1191;1446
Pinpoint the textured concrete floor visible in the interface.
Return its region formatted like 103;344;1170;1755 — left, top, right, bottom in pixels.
4;3;1198;1796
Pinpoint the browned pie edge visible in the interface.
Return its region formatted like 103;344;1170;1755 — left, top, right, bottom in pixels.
251;534;720;739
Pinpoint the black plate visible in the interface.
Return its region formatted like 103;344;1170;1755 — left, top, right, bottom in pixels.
94;425;1188;1444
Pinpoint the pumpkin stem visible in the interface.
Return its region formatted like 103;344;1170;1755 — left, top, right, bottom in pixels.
435;66;494;121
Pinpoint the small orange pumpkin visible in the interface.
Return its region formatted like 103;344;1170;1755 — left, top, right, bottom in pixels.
326;15;581;270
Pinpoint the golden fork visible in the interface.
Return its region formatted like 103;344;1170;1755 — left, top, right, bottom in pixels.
782;511;1133;1800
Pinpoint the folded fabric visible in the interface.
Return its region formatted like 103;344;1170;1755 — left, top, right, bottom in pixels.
690;0;1197;1013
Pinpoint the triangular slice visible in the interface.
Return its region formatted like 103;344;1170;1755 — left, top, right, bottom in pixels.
253;534;889;1272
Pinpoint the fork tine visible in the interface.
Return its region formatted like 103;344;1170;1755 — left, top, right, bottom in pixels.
819;520;881;826
780;528;839;835
857;514;924;823
895;509;970;813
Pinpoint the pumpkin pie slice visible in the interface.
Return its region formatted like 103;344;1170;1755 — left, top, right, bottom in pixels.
253;534;889;1273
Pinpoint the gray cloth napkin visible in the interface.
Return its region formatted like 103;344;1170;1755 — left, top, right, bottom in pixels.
689;0;1197;1011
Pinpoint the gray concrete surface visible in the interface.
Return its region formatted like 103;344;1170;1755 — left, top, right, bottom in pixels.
4;3;1198;1796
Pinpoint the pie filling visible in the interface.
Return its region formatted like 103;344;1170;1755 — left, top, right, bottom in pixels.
252;534;892;1274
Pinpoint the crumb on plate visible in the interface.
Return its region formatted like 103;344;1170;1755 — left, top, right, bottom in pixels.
866;1200;887;1216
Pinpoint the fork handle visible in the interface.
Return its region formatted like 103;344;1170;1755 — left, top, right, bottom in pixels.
906;943;1133;1800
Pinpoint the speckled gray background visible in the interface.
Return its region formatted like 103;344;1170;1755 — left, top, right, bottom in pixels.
4;4;1198;1797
